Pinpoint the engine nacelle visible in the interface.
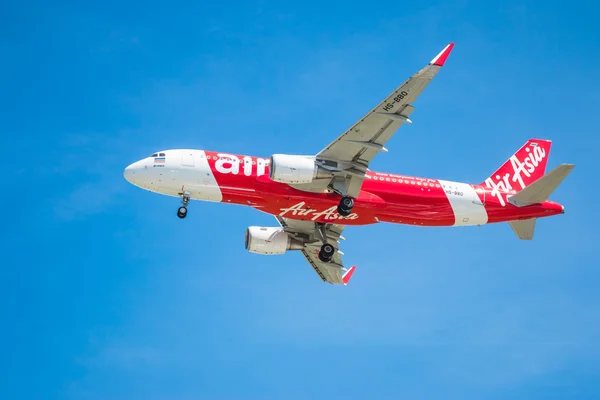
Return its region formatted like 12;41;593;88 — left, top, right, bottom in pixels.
245;226;304;255
269;154;332;184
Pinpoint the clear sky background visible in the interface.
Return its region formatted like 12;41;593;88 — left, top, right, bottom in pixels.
2;1;600;399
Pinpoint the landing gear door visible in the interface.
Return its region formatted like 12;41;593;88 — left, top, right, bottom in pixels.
181;152;195;167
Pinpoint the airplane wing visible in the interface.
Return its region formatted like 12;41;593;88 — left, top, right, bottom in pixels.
292;43;454;197
276;216;356;285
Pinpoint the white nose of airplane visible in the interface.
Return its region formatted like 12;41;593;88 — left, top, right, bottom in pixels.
123;160;145;184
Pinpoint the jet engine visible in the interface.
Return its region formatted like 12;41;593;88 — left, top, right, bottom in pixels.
245;226;304;255
269;154;332;184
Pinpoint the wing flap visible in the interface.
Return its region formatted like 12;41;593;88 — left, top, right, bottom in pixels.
301;247;344;284
276;216;354;285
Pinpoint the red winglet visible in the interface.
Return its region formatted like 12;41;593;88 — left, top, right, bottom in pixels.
342;266;356;285
430;43;454;66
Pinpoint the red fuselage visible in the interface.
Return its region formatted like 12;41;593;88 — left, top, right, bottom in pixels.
123;148;564;228
199;150;564;227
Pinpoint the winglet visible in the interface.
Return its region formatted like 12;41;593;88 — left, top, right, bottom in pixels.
342;266;356;285
430;43;455;66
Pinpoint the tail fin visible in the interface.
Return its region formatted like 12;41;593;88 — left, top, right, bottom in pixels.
482;139;552;192
508;164;575;206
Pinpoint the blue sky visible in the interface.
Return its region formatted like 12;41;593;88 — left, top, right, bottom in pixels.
2;1;600;399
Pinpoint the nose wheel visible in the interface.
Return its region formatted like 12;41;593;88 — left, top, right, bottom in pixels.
337;196;354;217
177;191;191;219
318;243;335;262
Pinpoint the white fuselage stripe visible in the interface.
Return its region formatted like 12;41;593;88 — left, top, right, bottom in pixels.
439;180;488;226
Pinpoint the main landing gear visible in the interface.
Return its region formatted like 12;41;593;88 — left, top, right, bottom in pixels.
337;196;354;217
319;243;335;263
177;191;191;219
316;223;336;262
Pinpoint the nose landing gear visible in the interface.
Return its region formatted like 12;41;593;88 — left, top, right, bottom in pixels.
177;191;191;219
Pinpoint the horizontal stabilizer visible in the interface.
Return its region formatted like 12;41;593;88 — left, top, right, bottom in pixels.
509;218;537;240
508;163;575;206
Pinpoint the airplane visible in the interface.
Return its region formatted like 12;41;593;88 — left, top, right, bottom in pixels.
123;43;574;286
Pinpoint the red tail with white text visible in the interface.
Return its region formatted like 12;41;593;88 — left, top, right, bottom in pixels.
481;139;552;192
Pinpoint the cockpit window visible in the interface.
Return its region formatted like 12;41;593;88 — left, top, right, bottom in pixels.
151;153;158;157
159;153;165;156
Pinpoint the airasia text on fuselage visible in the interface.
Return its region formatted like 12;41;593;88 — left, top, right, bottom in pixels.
278;201;359;221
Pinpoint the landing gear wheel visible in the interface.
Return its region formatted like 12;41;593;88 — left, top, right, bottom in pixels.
318;243;335;262
337;196;354;217
177;190;191;219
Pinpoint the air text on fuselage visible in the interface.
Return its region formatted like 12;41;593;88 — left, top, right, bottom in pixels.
212;153;270;177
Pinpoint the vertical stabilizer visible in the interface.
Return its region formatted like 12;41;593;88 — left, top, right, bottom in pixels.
482;139;552;192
